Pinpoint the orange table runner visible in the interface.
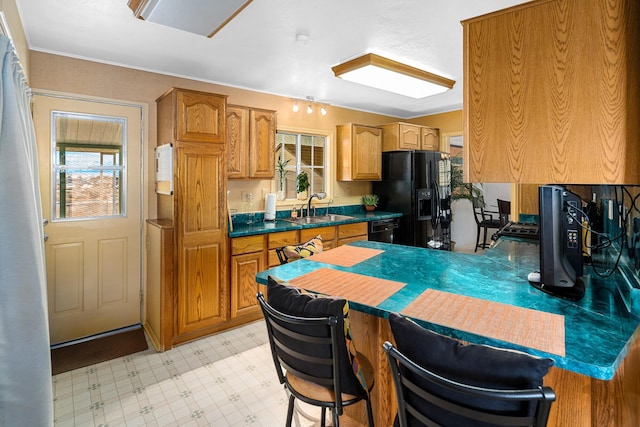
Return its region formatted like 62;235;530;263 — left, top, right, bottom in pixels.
289;268;405;307
402;289;566;356
307;245;384;267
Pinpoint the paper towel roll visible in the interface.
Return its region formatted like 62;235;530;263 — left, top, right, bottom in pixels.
265;193;277;221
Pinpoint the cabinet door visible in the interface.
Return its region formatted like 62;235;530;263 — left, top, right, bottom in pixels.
337;124;382;181
352;125;382;180
176;90;226;143
175;145;228;337
231;251;265;318
249;109;276;178
398;124;420;150
227;105;249;178
463;0;640;184
421;127;440;151
337;222;368;242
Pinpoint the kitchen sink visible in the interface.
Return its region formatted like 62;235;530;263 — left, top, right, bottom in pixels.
281;216;329;225
312;214;354;222
281;214;354;225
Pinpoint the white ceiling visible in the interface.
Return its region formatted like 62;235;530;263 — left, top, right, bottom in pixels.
15;0;529;119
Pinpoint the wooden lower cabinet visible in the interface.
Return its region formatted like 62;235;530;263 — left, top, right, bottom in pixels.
151;221;370;348
145;219;174;352
230;235;265;319
301;226;336;251
337;222;368;246
230;252;265;318
267;230;299;268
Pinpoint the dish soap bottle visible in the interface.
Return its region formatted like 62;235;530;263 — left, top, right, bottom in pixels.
291;204;298;220
247;193;255;224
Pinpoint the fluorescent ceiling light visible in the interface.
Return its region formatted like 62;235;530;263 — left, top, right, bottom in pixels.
332;53;455;98
128;0;253;38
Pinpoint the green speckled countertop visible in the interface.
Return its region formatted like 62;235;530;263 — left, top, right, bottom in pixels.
256;239;640;380
229;207;402;238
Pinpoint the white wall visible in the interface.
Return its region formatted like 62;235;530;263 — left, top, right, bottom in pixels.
450;183;511;248
482;183;511;211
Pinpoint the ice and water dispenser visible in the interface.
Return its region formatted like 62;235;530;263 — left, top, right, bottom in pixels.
416;188;433;220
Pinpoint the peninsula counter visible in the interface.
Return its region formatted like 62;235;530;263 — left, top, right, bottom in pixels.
256;239;640;426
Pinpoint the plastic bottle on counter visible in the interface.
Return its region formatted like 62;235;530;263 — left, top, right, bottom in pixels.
291;205;298;220
247;193;255;224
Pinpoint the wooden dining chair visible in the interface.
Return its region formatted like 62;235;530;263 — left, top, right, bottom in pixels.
497;199;512;227
472;197;501;252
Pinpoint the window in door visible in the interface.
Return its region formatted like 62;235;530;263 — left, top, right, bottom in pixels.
51;111;126;220
275;131;326;199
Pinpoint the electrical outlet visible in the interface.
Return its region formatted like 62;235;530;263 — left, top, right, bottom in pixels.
241;191;248;202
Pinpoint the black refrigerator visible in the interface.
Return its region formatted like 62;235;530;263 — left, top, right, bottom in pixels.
372;151;451;250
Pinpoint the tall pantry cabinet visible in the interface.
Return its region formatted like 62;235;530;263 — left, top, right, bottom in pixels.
156;88;229;346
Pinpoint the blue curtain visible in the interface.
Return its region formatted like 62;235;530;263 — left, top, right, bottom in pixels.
0;35;53;426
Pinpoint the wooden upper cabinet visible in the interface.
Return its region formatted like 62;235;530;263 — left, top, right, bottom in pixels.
420;127;440;151
226;105;249;178
226;105;276;179
249;109;276;178
381;123;420;151
462;0;640;184
381;122;440;152
157;88;227;144
336;123;382;181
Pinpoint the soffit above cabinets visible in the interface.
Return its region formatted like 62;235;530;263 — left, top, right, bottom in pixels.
127;0;253;38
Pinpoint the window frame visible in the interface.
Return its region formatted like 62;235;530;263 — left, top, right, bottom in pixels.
51;111;127;222
275;126;330;202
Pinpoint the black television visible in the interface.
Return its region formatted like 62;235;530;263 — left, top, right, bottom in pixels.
530;185;585;301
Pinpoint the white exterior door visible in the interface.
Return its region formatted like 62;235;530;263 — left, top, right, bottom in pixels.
33;94;143;345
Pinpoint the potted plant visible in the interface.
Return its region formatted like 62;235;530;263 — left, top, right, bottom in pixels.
361;194;379;212
296;171;310;200
276;156;290;200
451;163;484;205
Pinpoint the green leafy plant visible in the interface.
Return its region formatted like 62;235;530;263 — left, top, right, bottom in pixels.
361;194;379;207
296;171;310;193
276;156;290;191
451;163;483;205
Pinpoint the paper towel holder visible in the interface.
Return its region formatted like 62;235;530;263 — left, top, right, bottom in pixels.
265;193;277;222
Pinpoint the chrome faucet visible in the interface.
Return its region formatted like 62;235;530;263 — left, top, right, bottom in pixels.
326;199;333;216
307;192;326;216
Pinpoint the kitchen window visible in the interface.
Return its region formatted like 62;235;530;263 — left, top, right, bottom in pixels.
52;112;126;220
275;130;326;200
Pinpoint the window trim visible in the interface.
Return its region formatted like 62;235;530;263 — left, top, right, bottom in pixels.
51;111;127;221
275;125;332;203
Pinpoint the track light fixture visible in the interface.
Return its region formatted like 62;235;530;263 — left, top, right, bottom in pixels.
290;96;329;117
306;96;314;114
